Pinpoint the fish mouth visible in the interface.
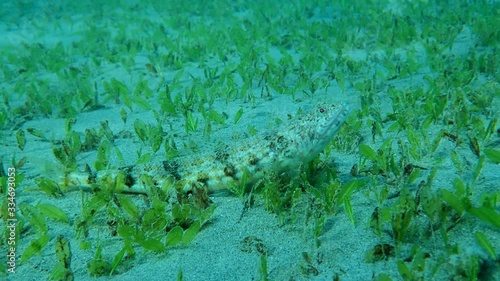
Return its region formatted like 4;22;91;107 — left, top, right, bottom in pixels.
319;104;347;140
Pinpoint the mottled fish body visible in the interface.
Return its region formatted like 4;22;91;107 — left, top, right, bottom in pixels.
65;103;348;194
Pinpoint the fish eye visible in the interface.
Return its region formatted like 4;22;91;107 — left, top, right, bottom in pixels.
319;108;325;113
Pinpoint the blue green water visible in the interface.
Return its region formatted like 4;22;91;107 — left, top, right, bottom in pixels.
0;1;499;280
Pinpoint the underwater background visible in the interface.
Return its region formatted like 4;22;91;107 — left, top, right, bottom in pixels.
0;0;499;280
